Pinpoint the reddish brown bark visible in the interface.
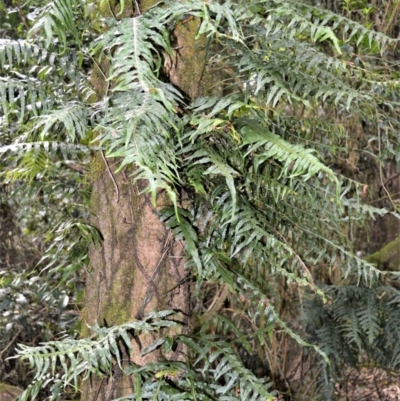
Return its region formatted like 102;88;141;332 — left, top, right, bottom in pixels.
80;1;207;399
81;165;189;399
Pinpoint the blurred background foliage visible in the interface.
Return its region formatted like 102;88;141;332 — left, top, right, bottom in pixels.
0;0;89;389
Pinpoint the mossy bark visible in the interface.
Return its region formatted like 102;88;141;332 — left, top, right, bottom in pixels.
365;237;400;271
81;1;207;400
0;383;23;401
81;165;189;399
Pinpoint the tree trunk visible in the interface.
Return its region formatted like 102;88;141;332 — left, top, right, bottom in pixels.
80;1;207;399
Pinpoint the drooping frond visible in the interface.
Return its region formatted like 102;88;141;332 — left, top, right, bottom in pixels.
16;311;276;401
28;0;81;49
34;101;89;142
0;141;90;182
0;38;87;128
239;118;336;181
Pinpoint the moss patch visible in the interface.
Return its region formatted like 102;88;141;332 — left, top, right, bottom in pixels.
0;383;23;401
140;0;161;12
95;0;134;18
365;237;400;271
88;152;106;183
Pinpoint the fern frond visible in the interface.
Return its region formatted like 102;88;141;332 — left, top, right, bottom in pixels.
178;336;276;400
0;39;74;70
356;292;380;345
159;206;202;273
0;39;86;127
0;141;89;183
34;101;88;142
0;77;46;121
0;141;89;158
28;0;80;49
239;118;336;181
16;311;178;386
264;0;395;50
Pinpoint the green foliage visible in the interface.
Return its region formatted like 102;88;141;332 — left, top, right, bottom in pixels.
306;284;400;374
1;0;400;399
16;311;276;401
0;183;83;389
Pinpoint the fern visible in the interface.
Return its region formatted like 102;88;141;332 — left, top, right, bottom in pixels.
2;0;400;399
16;312;276;401
28;0;81;49
16;311;180;400
34;101;89;142
0;39;85;125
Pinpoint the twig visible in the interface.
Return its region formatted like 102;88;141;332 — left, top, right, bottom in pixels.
134;0;142;15
94;373;107;401
145;1;163;11
90;57;110;97
136;231;174;304
63;162;87;174
133;252;161;307
16;0;29;31
106;0;117;20
0;327;23;359
206;284;229;314
123;169;135;223
101;150;119;203
152;231;173;279
125;170;160;293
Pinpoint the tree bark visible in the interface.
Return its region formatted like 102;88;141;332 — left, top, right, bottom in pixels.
81;165;189;399
80;1;207;399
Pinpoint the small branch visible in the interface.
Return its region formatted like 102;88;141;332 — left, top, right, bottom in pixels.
123;169;135;223
0;327;23;359
134;0;142;15
133;252;161;304
63;162;87;174
205;284;229;315
106;0;117;20
145;1;163;11
90;57;110;97
383;172;400;188
16;0;30;31
101;150;119;203
151;230;173;280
